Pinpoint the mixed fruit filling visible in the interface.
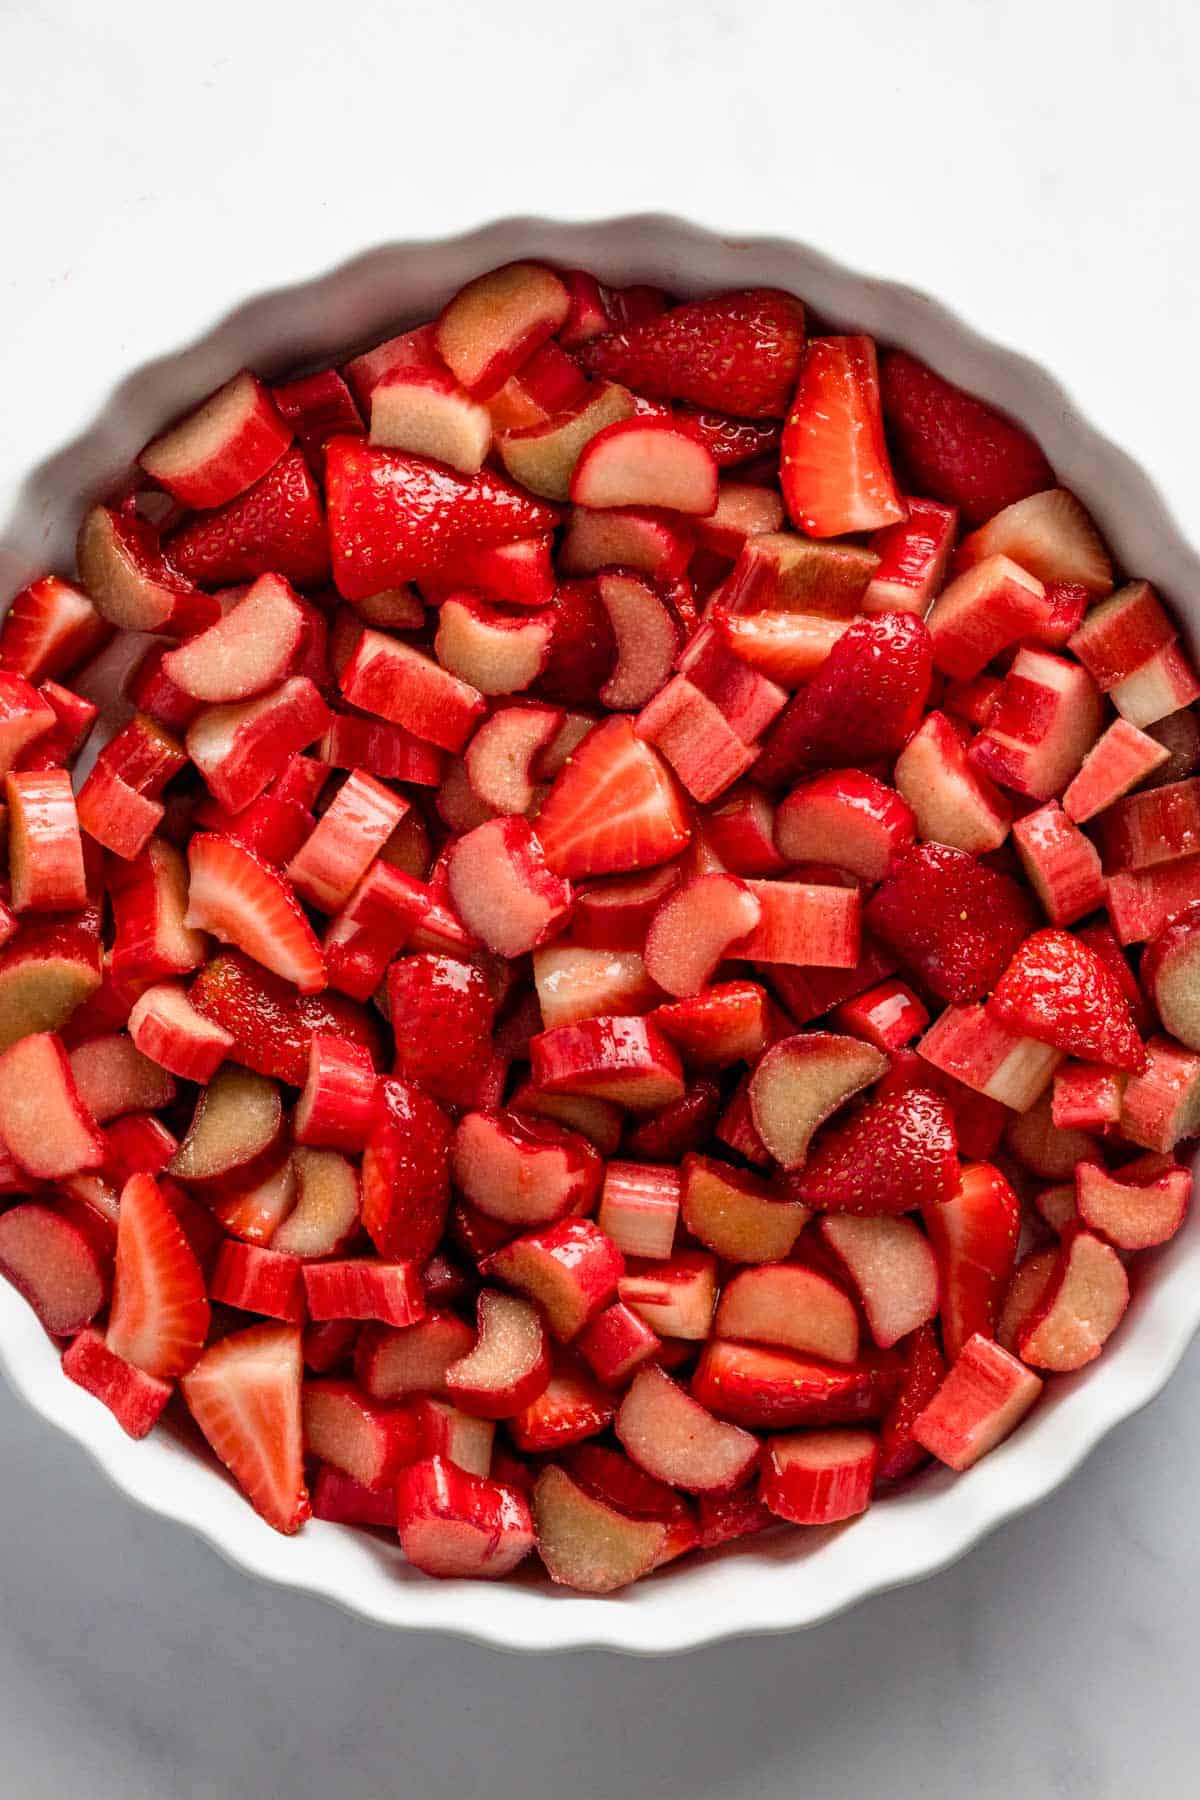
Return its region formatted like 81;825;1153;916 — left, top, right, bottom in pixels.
0;259;1196;1594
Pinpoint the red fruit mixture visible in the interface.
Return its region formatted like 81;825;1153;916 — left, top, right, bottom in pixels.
0;257;1193;1593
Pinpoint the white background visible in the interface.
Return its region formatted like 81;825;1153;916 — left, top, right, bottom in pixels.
2;0;1199;1793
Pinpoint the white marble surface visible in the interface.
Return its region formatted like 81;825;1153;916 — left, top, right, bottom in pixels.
2;0;1200;1792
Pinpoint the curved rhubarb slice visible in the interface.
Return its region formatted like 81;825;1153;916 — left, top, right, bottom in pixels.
168;1064;282;1187
775;769;915;881
533;1463;667;1593
445;1289;551;1419
434;595;554;696
271;1148;361;1259
570;419;719;515
355;1313;475;1401
0;1200;111;1335
463;703;562;816
76;505;213;635
370;364;493;473
615;1364;758;1494
1076;1157;1191;1251
643;872;761;999
716;1263;859;1363
128;981;234;1083
1142;901;1200;1049
680;1153;809;1263
436;262;570;398
451;1111;602;1226
595;571;682;710
162;574;305;704
818;1214;938;1348
446;816;572;958
0;1030;104;1179
748;1032;887;1170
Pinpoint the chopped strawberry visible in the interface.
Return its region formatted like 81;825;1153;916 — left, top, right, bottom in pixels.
361;1076;452;1262
536;716;691;878
185;834;326;994
989;928;1147;1071
754;612;933;788
866;843;1038;1002
879;350;1055;525
922;1162;1021;1361
106;1173;210;1379
188;949;383;1084
675;408;784;467
877;1322;946;1481
166;446;330;587
576;289;806;417
781;335;905;537
180;1322;310;1534
535;579;617;708
324;437;559;599
387;952;497;1109
792;1087;958;1215
0;575;110;684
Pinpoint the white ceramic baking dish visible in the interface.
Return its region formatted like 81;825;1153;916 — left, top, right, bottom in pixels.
1;215;1198;1656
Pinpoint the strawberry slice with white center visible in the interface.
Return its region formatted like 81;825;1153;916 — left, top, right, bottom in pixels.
185;834;326;994
535;716;691;879
180;1322;310;1535
781;336;906;537
106;1173;210;1378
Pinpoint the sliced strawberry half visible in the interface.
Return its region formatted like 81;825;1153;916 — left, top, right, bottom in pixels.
361;1077;453;1263
877;1322;947;1481
188;950;382;1084
180;1322;310;1534
989;928;1147;1072
536;716;690;879
754;612;932;788
576;289;806;417
676;408;784;467
866;842;1038;1003
325;437;559;599
923;1162;1022;1361
792;1087;959;1215
106;1172;210;1379
185;834;325;994
781;336;905;537
387;952;497;1109
166;446;329;587
879;350;1055;525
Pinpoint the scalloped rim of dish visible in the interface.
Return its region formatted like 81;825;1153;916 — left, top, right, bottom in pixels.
1;214;1199;1657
